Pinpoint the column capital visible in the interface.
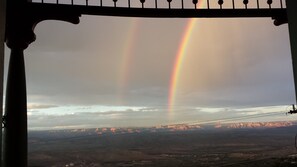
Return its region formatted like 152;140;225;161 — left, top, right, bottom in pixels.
5;2;81;50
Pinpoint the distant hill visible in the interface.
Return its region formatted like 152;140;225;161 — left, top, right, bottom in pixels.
215;121;294;129
29;121;297;138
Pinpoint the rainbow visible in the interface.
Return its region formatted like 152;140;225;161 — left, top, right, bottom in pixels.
168;18;196;112
168;1;205;113
117;18;140;105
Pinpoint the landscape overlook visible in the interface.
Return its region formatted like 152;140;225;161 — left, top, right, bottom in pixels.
2;1;297;167
28;121;297;167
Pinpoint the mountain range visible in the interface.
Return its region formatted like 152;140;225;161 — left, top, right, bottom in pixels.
37;121;296;138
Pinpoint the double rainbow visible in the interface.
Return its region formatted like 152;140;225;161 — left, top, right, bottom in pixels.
117;1;204;111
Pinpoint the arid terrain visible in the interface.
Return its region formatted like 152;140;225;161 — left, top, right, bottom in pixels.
28;122;297;167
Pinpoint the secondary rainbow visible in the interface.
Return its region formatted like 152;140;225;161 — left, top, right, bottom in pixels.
117;18;139;105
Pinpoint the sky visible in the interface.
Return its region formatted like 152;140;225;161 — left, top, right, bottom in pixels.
4;1;297;129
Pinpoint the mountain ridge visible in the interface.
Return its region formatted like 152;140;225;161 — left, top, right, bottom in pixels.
35;121;296;137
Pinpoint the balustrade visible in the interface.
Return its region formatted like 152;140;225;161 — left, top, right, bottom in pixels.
32;0;286;9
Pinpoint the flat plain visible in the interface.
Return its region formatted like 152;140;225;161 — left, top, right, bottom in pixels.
28;124;297;167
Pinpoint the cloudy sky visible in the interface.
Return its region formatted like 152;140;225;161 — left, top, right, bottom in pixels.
4;1;297;129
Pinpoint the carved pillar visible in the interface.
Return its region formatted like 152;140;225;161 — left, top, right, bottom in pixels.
3;46;28;167
3;3;35;166
3;2;80;166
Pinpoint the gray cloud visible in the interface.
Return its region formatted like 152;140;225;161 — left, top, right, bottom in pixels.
27;103;58;110
4;16;296;129
27;105;297;130
23;18;292;108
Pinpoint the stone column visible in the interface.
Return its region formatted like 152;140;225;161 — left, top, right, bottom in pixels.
2;2;80;166
2;2;35;166
3;46;28;167
0;0;6;164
